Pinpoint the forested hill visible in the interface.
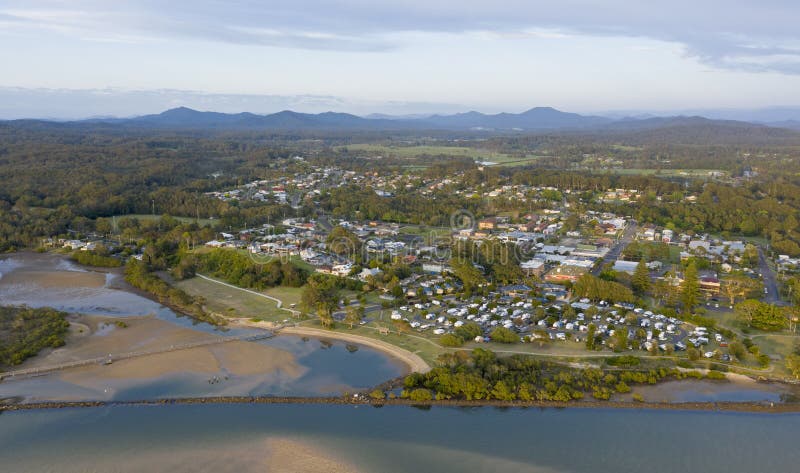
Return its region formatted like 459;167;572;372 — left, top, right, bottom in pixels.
6;107;800;141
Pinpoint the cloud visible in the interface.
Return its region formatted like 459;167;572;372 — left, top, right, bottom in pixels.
1;0;799;73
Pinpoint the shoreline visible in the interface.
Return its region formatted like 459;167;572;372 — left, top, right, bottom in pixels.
2;395;798;414
277;325;431;374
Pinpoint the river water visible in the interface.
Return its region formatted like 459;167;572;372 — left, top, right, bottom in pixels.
2;404;799;473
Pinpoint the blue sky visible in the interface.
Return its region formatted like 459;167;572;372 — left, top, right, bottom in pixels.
1;1;800;117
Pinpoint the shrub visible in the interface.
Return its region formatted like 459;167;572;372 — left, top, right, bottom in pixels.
490;326;518;343
409;388;433;402
606;355;640;367
705;371;726;380
440;333;465;347
615;382;631;393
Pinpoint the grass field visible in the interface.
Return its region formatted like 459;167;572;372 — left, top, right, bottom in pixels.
397;225;453;240
111;214;217;227
598;168;725;177
175;276;291;322
338;143;542;167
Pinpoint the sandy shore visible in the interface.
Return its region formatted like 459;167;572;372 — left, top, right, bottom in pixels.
0;269;107;289
279;325;431;374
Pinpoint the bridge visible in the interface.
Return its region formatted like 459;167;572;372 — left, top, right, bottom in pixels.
0;331;274;381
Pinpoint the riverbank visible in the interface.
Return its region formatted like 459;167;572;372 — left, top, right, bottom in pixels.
2;394;798;414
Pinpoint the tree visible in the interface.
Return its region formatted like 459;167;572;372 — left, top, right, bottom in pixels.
454;321;483;341
681;262;700;312
573;273;634;303
651;278;673;306
687;346;701;361
408;388;433;402
301;274;340;327
607;329;629;353
344;304;364;329
449;258;486;293
490;326;518;343
631;259;651;295
721;275;760;307
786;354;800;379
326;225;362;257
440;333;465;347
735;300;787;331
585;323;597;350
728;341;747;361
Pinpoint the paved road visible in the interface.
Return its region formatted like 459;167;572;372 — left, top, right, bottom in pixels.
592;221;638;275
758;248;784;305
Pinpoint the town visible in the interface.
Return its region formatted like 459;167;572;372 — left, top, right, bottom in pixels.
49;157;796;374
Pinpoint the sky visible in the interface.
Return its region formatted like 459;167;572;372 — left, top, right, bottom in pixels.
2;0;800;118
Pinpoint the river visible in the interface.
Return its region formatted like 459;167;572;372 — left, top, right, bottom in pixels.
2;404;800;472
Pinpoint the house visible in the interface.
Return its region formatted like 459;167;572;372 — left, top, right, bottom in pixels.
699;276;721;295
520;259;545;276
422;263;445;274
688;240;711;252
478;218;497;230
500;284;532;297
359;267;383;281
612;260;640;274
332;263;353;277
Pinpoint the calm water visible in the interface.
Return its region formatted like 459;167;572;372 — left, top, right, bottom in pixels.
0;253;252;336
1;404;799;473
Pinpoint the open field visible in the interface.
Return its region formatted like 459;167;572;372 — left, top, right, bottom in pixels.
111;214;217;227
594;168;726;177
337;143;542;167
175;276;291;322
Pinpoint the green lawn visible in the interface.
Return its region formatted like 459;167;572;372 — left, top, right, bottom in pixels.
111;214;217;227
175;276;292;322
336;143;541;167
598;168;725;177
264;286;304;307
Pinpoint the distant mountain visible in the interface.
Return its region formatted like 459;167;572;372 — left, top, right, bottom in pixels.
583;116;800;146
767;120;800;130
5;107;800;144
129;107;404;130
420;107;611;130
114;105;614;131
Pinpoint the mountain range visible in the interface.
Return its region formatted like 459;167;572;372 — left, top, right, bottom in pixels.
6;106;800;136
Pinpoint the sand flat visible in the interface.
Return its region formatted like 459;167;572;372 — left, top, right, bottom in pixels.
0;269;106;289
211;341;306;378
23;316;221;369
265;437;361;473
